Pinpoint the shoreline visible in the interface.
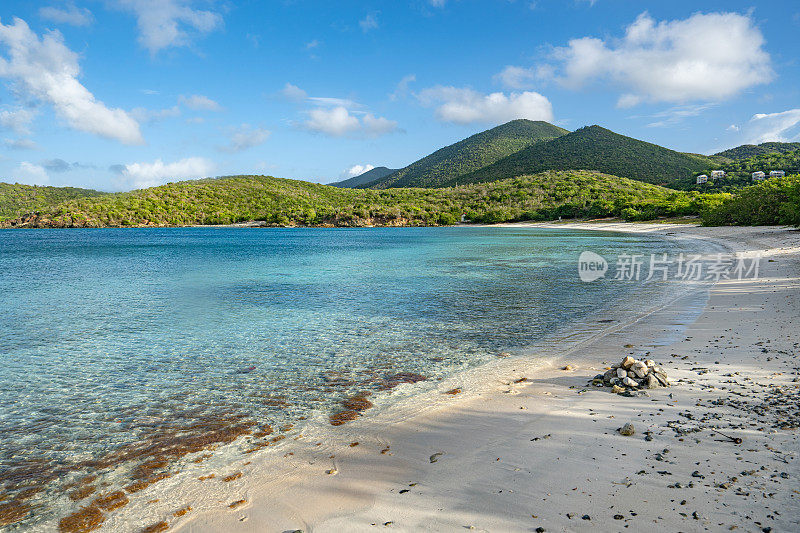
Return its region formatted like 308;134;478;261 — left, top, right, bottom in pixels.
101;223;800;532
50;223;800;531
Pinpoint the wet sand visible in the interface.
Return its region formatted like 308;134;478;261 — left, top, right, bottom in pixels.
115;223;799;533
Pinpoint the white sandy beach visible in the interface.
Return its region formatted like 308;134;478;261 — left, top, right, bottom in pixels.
110;223;800;533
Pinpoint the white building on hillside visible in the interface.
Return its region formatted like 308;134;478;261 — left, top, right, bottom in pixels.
696;174;708;184
770;170;785;178
710;170;726;178
752;171;766;181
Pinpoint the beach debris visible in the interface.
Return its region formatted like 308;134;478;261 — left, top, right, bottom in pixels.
429;452;445;463
563;364;574;371
595;356;670;393
326;468;338;475
229;499;247;509
618;423;635;436
713;430;743;444
444;388;462;395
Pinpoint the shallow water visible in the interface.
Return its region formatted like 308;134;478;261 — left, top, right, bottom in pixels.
0;226;709;528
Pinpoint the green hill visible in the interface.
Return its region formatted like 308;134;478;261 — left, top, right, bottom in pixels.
3;171;725;228
363;119;569;189
331;166;397;188
0;182;107;222
714;142;800;160
457;125;725;187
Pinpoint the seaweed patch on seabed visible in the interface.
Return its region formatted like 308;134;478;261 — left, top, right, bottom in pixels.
1;367;433;529
0;410;258;529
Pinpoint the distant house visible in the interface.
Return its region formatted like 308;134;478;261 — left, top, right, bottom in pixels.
752;171;766;181
696;174;708;184
769;170;785;178
710;170;726;178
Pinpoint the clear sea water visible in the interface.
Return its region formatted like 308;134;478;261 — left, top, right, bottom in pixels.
0;227;708;528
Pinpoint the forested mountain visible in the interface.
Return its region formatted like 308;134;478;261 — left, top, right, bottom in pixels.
714;142;800;160
363;119;569;189
331;167;397;188
456;125;725;187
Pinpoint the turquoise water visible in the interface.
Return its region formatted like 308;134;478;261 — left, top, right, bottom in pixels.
0;227;700;527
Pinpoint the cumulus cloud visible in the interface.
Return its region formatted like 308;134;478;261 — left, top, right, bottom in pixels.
0;107;36;135
16;161;49;184
303;106;398;138
178;94;221;111
739;109;800;144
42;158;94;172
115;156;215;189
340;164;375;180
359;13;379;32
219;124;270;153
430;0;446;7
115;0;223;54
547;11;772;107
39;4;94;26
493;65;554;89
0;18;143;144
417;86;553;125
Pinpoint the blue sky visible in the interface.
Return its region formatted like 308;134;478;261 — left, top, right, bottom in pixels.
0;1;798;191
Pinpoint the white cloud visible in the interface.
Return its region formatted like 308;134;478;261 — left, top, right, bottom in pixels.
740;109;800;144
219;124;270;152
0;18;143;145
16;161;49;184
390;74;415;101
130;105;181;122
340;164;374;179
430;0;446;7
644;103;716;128
116;157;215;189
115;0;223;54
4;138;38;150
548;11;773;107
494;64;554;89
0;107;36;135
39;4;94;26
178;94;221;111
281;83;307;102
417;86;553;125
726;124;740;132
305;39;320;50
359;13;379;32
303;106;398;138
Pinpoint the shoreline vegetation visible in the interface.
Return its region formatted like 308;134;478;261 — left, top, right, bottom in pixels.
1;171;798;229
2;120;799;229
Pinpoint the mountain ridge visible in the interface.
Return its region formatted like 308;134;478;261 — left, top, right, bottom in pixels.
362;119;569;189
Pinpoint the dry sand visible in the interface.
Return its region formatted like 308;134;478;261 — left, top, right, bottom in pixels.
138;223;799;533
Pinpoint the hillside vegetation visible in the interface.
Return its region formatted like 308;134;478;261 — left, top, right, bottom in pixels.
332;166;397;188
714;142;800;160
364;119;569;189
0;182;106;222
458;125;726;187
701;175;800;226
681;149;800;191
3;171;727;228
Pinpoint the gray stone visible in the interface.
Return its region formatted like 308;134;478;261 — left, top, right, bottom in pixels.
616;368;627;379
619;423;635;436
621;356;636;369
622;376;638;388
645;374;661;389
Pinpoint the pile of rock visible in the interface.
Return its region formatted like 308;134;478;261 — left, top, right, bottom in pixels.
592;356;670;392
